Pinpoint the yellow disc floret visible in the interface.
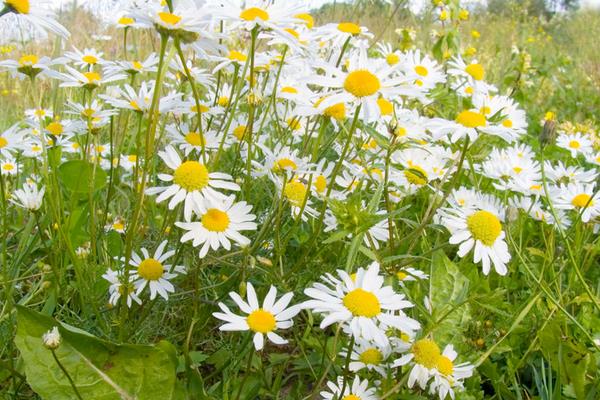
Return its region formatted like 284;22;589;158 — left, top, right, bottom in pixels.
184;132;205;146
411;339;441;369
467;210;502;246
240;7;269;21
359;348;383;365
456;110;486;128
158;12;181;26
137;258;164;281
571;193;592;208
284;179;307;206
246;309;276;333
344;70;381;98
337;22;361;35
343;288;381;317
437;355;454;376
201;209;230;232
465;63;484;81
6;0;29;14
173;161;209;191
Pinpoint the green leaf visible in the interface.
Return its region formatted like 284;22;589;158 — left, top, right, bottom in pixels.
429;251;471;344
58;160;107;194
15;306;180;400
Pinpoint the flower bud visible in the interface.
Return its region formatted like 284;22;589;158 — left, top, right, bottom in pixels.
42;326;61;350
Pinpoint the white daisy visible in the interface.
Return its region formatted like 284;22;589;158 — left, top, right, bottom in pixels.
176;195;257;258
320;376;378;400
125;240;185;301
213;282;301;351
10;181;44;211
303;262;420;347
146;146;240;221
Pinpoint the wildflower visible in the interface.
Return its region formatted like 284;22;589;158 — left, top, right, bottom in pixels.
42;327;61;350
213;282;301;351
10;182;45;211
125;240;185;301
1;0;69;38
303;262;420;347
176;195;257;258
146;146;240;221
320;376;378;400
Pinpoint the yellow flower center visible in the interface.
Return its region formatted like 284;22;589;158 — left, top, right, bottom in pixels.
295;13;314;29
228;50;247;62
127;155;137;162
82;55;98;64
132;61;143;70
337;22;361;35
118;16;134;25
344;70;381;98
284;179;307;207
411;339;441;369
324;103;346;120
343;288;381;317
386;53;400;65
359;348;383;365
467;210;502;246
2;163;14;171
281;86;298;94
502;119;513;128
83;71;101;83
396;271;408;280
465;63;484;81
568;140;580;149
172;161;209;191
233;125;247;141
571;193;592;208
314;175;327;193
158;12;181;25
137;258;164;281
201;208;230;232
404;166;428;186
437;355;454;376
190;104;209;114
285;28;300;40
18;54;37;66
342;396;361;400
415;65;428;76
480;106;491;115
377;97;393;115
184;132;205;146
456;110;486;128
46;122;63;136
130;100;141;111
6;0;29;14
287;117;301;131
240;7;269;21
246;309;276;333
217;96;229;107
112;222;124;231
273;158;297;172
0;137;7;148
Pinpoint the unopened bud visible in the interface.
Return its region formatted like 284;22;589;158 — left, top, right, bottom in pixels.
42;326;61;350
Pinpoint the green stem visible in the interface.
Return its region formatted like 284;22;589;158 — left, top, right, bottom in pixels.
51;350;84;400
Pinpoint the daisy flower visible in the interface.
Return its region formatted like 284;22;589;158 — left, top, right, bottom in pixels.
166;123;222;156
556;131;593;158
0;123;26;157
393;338;441;389
1;0;69;38
1;158;19;176
213;282;301;351
345;338;393;377
308;41;408;122
438;191;511;275
176;195;257;258
125;240;185;301
320;376;378;400
102;269;141;308
429;345;474;400
62;47;105;68
552;183;600;223
0;54;60;79
49;65;126;90
10;182;44;211
146;146;240;221
303;262;420;347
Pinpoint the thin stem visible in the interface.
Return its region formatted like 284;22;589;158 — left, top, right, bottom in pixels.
51;350;84;400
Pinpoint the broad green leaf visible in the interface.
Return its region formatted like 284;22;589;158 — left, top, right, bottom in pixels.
58;160;107;193
429;251;471;344
15;306;180;400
